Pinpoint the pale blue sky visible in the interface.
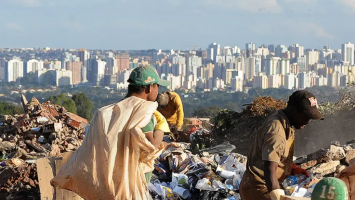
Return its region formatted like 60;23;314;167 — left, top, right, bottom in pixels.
0;0;354;50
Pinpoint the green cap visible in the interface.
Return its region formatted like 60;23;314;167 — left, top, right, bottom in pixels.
311;177;348;200
128;65;170;87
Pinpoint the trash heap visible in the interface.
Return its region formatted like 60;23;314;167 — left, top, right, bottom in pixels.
148;138;355;199
0;94;88;200
148;141;246;200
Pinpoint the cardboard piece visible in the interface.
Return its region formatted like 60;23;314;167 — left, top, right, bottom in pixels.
36;152;83;200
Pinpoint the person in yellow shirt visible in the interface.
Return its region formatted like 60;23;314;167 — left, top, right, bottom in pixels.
157;91;184;131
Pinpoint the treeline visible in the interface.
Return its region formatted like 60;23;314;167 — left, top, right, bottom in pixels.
0;102;24;115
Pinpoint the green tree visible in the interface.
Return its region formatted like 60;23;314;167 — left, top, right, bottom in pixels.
47;93;77;114
0;101;24;115
72;93;93;121
192;106;221;118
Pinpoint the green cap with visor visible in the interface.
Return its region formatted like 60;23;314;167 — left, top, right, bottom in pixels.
128;65;170;87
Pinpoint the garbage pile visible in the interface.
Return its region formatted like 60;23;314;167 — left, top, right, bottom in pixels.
0;94;88;200
148;141;246;200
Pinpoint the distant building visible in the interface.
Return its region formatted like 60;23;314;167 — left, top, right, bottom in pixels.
25;59;44;74
305;50;319;71
298;72;311;89
253;73;268;89
284;73;298;90
66;61;82;85
5;58;23;82
116;54;130;71
55;69;72;86
341;42;355;65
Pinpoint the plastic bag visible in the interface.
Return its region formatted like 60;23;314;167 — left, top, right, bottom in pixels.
195;178;218;191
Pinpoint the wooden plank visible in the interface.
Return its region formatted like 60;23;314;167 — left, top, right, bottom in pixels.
54;152;83;200
36;157;55;200
37;152;83;200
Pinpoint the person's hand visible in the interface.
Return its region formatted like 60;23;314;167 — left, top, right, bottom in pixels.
270;189;285;200
291;163;309;177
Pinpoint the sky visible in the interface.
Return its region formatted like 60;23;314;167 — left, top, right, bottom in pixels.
0;0;355;50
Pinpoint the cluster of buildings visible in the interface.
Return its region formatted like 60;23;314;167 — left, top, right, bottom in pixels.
151;42;355;91
1;42;355;92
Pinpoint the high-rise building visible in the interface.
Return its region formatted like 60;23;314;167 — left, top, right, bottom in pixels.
231;76;243;92
275;45;287;57
187;55;202;77
172;63;186;76
328;72;341;88
106;57;117;75
116;54;130;71
298;72;311;89
290;63;300;74
295;56;307;72
279;58;290;75
0;59;5;82
246;43;256;51
284;73;298;90
268;44;275;53
253;73;268;89
91;60;106;86
5;58;24;82
341;42;355;65
245;57;256;79
55;69;72;86
316;76;327;86
207;43;220;62
265;57;281;75
78;49;90;69
305;50;320;70
268;75;282;88
24;59;44;74
294;44;304;58
66;61;82;85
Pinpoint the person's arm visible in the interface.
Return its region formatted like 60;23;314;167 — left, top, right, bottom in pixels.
264;161;280;192
145;130;164;148
174;95;184;130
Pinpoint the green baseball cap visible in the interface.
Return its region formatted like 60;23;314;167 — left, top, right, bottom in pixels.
128;65;170;87
311;177;348;200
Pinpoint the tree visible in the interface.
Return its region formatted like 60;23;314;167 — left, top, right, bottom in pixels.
192;106;221;118
47;93;77;114
72;93;93;121
0;101;24;115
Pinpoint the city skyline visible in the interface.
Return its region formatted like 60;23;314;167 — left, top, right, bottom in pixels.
1;41;354;93
1;0;355;49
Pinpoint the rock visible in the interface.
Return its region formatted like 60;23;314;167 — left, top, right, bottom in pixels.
343;145;353;153
331;141;341;146
300;160;317;169
310;160;340;176
307;145;345;162
345;149;355;165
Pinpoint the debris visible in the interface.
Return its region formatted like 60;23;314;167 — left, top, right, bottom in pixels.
310;160;340;176
0;95;88;199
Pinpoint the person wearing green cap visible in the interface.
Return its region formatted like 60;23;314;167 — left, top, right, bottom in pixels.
311;177;348;200
125;65;171;183
240;90;325;200
50;65;172;200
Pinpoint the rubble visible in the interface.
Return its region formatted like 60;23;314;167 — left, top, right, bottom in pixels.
310;160;340;176
0;94;88;199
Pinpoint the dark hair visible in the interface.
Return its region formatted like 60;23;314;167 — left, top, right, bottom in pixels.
125;84;149;98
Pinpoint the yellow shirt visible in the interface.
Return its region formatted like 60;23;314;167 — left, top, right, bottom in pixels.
157;92;184;129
